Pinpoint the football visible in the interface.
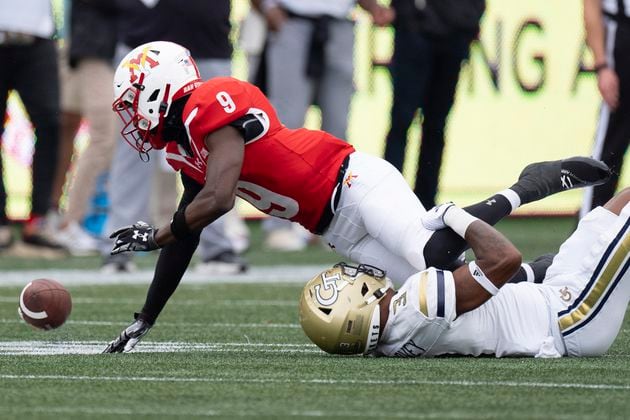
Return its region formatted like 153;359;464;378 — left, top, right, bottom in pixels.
18;279;72;330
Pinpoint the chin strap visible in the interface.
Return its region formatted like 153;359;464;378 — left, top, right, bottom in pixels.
363;286;390;355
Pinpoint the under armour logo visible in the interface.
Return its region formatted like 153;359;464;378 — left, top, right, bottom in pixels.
132;230;149;242
560;172;573;189
485;198;496;206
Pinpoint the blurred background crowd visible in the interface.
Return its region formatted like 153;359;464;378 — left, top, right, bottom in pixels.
0;0;627;273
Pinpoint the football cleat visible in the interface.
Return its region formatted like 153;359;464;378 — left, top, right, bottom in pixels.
511;156;611;205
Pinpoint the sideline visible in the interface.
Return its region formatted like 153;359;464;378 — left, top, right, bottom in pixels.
0;265;329;286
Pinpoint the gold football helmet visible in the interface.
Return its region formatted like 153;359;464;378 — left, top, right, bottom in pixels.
299;262;392;355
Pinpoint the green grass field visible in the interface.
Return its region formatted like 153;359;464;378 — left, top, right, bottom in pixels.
2;218;630;419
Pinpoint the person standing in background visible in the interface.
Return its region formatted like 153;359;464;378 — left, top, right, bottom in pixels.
102;0;248;274
0;0;62;251
50;0;118;256
580;0;630;219
253;0;394;251
383;0;485;209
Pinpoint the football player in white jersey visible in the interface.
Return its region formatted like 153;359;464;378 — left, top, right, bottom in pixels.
300;187;630;357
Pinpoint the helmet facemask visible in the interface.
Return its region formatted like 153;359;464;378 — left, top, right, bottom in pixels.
112;73;173;160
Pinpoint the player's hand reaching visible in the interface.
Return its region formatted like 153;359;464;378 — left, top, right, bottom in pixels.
421;202;455;231
102;317;152;353
110;221;159;254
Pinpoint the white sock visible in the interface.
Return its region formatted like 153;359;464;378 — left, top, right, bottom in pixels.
498;189;522;212
521;263;535;282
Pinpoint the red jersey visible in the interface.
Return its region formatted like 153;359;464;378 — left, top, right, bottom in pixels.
165;77;355;233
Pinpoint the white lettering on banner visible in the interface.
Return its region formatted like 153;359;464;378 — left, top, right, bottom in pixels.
236;181;299;219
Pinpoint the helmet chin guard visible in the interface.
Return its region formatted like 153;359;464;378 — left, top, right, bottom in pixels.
112;41;202;156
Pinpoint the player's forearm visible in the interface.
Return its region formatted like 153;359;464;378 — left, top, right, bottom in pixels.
584;0;607;66
139;234;201;324
465;221;522;289
153;198;231;248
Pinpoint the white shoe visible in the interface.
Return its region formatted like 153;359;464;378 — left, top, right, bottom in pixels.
45;209;62;232
100;254;138;274
224;209;250;253
56;222;100;256
195;251;248;275
264;227;308;251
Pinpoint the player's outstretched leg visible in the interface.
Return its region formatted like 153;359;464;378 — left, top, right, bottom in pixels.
422;158;609;271
511;156;611;206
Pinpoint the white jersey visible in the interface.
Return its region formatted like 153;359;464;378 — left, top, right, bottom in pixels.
376;268;561;358
377;202;630;358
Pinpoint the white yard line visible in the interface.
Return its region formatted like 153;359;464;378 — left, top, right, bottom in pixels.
0;265;329;286
0;296;296;305
0;370;628;391
0;405;580;420
0;319;299;328
0;340;317;355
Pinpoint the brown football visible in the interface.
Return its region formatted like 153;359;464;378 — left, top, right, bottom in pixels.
18;279;72;330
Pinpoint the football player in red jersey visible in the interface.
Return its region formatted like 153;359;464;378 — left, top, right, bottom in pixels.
103;41;610;352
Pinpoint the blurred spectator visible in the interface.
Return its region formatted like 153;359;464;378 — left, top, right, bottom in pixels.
253;0;394;251
0;0;62;250
383;0;485;208
102;0;249;274
49;0;118;256
239;7;267;83
580;0;630;218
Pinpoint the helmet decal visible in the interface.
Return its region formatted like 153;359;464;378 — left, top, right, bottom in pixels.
122;46;160;83
314;271;342;306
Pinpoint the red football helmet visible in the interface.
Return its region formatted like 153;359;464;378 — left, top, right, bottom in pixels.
112;41;202;154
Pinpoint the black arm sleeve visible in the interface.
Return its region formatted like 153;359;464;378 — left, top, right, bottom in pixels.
508;253;555;284
139;173;203;324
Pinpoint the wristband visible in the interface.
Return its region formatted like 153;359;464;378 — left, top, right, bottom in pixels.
443;206;478;238
468;261;500;296
170;208;192;240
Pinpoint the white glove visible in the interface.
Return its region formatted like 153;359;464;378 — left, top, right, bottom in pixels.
421;202;455;231
102;318;152;353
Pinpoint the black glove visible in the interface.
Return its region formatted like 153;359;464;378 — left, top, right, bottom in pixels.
102;317;152;353
110;221;159;255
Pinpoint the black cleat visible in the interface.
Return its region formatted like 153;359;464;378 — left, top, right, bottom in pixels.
511;156;611;205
